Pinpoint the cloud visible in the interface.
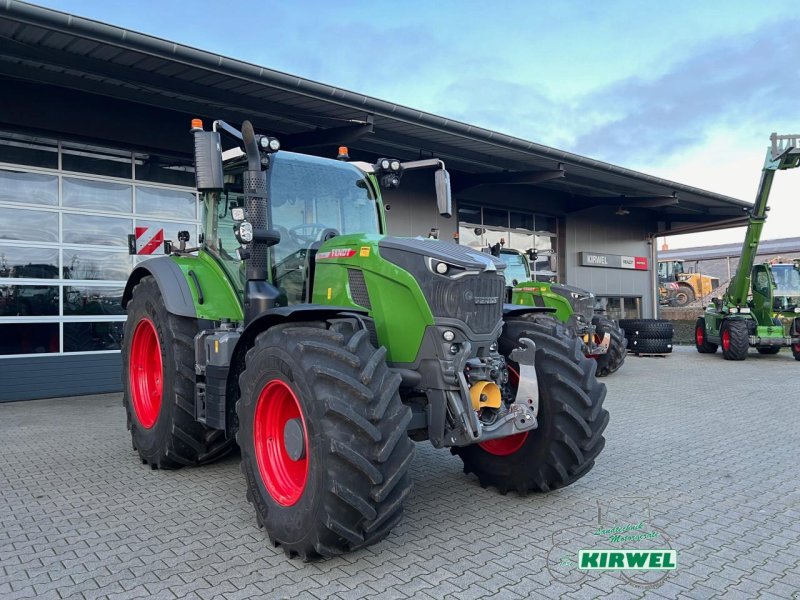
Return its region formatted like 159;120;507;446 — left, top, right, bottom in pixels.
569;18;800;162
429;17;800;167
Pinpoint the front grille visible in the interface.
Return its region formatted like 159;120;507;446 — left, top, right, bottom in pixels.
347;269;371;309
572;296;594;324
426;274;505;334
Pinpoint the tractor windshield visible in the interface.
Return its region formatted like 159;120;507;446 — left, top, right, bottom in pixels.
772;265;800;297
499;251;530;286
269;152;380;266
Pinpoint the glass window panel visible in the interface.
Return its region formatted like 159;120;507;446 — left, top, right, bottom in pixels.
457;204;482;225
0;247;59;278
63;321;123;352
510;211;534;230
536;215;558;234
63;178;132;213
135;154;195;187
63;286;124;316
458;224;485;251
62;143;132;179
484;228;508;253
623;297;641;319
534;235;556;252
136;186;197;220
0;169;58;206
483;208;508;228
62;250;131;281
0;323;59;355
0;284;58;316
0;207;58;242
136;220;196;245
0;133;58;169
62;213;131;247
508;232;534;252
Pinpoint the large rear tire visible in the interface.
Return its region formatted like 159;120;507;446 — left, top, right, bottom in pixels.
694;317;718;353
671;285;694;307
720;319;749;361
122;276;233;468
591;315;627;377
453;314;608;494
237;321;414;560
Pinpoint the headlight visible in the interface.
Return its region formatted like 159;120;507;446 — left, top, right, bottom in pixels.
739;307;751;314
268;138;280;151
794;307;800;313
235;221;253;244
435;261;449;274
231;207;245;221
390;160;401;171
380;159;390;170
729;307;738;314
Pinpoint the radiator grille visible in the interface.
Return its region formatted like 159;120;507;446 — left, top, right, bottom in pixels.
426;274;505;334
347;269;371;309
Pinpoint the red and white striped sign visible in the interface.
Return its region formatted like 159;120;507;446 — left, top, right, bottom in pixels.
134;226;165;255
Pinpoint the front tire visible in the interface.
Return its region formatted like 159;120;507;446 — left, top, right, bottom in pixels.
591;315;627;377
237;321;414;560
453;314;608;494
720;319;749;361
694;317;718;353
122;276;233;468
672;286;695;307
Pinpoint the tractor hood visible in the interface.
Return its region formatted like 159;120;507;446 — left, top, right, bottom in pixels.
378;237;506;273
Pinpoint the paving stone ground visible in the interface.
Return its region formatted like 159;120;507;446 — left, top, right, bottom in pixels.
2;346;799;599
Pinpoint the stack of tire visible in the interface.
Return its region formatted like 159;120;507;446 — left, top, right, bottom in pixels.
618;319;674;355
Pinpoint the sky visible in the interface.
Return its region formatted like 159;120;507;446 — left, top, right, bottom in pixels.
31;0;800;250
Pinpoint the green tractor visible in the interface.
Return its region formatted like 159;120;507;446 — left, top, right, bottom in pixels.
121;119;608;559
500;249;626;377
695;133;800;361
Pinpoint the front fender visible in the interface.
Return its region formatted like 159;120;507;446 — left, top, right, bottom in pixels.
122;257;197;318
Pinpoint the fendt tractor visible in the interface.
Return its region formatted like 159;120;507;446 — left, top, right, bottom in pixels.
501;250;626;377
695;133;800;361
121;119;608;559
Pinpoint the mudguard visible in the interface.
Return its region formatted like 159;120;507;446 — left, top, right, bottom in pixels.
122;257;196;318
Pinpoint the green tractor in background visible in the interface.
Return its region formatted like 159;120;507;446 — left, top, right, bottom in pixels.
121;119;608;560
499;249;627;377
695;133;800;361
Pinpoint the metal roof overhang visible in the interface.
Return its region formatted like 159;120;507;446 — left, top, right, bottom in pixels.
0;1;752;233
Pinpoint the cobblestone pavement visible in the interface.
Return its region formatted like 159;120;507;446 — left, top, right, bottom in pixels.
2;347;800;599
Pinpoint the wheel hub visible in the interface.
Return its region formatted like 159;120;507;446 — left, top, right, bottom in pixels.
283;418;306;461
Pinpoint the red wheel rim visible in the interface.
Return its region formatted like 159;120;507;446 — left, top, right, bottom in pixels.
696;326;704;345
129;318;162;429
253;380;309;506
478;365;529;456
722;329;730;351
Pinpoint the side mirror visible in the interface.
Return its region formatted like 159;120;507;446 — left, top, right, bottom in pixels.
192;128;224;191
435;168;452;218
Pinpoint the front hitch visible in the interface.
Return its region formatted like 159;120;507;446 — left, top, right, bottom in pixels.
448;338;540;446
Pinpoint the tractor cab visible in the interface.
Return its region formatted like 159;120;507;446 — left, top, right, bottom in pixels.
658;259;684;283
205;150;383;305
769;263;800;311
